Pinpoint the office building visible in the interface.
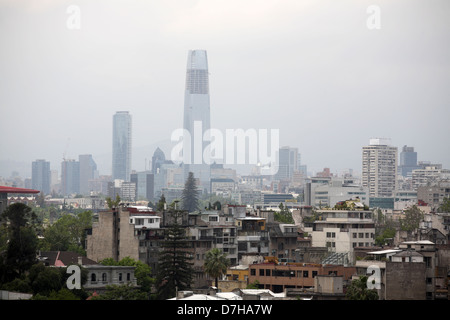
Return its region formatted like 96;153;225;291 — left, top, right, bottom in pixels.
61;159;80;195
274;146;298;181
79;154;98;195
151;147;166;175
130;171;154;201
307;177;368;208
183;50;211;193
112;111;132;181
412;166;450;190
32;159;51;195
399;145;420;177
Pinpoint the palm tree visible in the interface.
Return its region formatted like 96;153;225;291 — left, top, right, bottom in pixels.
204;248;230;289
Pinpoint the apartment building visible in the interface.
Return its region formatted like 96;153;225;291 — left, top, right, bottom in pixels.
86;205;162;270
305;209;375;263
354;240;449;300
267;223;299;261
362;138;398;198
248;262;355;293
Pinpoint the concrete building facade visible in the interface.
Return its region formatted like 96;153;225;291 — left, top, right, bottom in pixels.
362;138;398;198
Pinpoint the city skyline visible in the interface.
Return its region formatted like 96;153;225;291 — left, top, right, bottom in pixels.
1;0;449;179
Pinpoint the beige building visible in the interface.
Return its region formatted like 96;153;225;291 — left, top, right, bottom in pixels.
307;209;376;263
86;206;162;269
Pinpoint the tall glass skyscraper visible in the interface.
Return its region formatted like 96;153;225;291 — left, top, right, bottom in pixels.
61;159;80;195
32;159;51;195
79;154;98;195
399;145;420;177
112;111;132;181
183;50;211;192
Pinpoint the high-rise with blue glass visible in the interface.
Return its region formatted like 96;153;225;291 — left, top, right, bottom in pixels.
112;111;132;182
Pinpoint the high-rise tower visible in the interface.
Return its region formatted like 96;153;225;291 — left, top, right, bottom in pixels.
399;145;420;177
183;50;211;193
112;111;132;181
362;138;398;198
32;159;51;195
79;154;98;195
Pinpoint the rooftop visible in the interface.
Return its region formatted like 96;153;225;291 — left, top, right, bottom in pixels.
0;186;40;194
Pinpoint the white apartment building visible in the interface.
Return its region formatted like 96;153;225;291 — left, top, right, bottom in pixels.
308;209;375;262
362;138;398;198
308;177;368;208
412;166;450;190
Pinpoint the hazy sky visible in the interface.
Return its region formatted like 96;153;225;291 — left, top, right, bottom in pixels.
1;0;449;178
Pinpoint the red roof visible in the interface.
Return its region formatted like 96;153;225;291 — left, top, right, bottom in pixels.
0;186;40;194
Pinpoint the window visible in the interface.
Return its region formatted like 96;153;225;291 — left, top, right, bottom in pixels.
312;271;318;278
303;271;309;278
266;269;271;276
250;269;256;276
91;273;96;282
102;273;107;282
127;273;131;281
259;269;265;276
119;273;123;281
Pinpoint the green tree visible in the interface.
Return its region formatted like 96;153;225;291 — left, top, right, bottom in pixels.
204;248;230;289
156;194;166;211
46;288;81;300
274;203;294;223
246;280;260;289
28;263;62;296
1;276;32;294
1;202;38;229
438;197;450;213
27;263;88;299
375;225;396;246
181;172;200;212
0;203;39;281
106;194;121;209
346;275;378;300
90;283;147;300
155;210;194;300
39;211;93;254
399;205;423;232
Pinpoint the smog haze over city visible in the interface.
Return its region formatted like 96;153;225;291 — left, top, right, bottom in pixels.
1;0;449;179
